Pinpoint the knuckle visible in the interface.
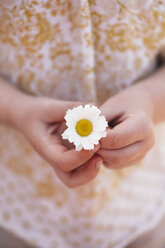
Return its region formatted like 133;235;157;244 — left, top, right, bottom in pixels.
104;160;116;169
110;155;123;165
110;133;122;148
109;153;129;168
104;160;123;170
119;155;128;167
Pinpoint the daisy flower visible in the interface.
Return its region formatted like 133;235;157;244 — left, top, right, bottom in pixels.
62;104;108;151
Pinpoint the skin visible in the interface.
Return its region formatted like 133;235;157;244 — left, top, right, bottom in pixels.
98;82;155;169
0;65;165;188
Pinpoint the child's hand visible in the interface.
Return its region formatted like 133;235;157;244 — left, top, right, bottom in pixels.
97;84;155;169
12;96;102;188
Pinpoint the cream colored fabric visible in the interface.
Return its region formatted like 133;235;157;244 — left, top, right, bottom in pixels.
127;216;165;248
0;1;165;248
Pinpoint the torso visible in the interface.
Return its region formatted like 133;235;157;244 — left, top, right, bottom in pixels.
0;0;165;104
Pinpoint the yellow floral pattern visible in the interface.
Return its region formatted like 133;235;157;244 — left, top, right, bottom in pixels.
0;1;165;248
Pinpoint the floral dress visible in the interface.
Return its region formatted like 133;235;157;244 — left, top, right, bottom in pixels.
0;1;165;248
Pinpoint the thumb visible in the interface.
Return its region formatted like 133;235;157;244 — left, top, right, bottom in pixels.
100;115;145;149
44;99;95;122
99;99;124;124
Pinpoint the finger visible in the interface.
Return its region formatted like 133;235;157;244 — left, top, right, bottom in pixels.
97;137;154;169
125;154;147;167
54;155;103;188
42;99;95;122
38;129;100;172
100;114;152;149
104;153;147;170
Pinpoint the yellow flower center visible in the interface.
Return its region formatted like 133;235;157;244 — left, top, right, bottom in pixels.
76;119;93;137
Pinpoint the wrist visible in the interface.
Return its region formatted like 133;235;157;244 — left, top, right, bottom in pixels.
131;82;154;122
135;65;165;124
119;82;154;123
9;93;36;130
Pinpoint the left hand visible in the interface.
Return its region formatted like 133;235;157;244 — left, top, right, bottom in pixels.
12;95;102;188
97;83;155;169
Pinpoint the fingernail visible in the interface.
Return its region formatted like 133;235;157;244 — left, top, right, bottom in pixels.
95;160;102;170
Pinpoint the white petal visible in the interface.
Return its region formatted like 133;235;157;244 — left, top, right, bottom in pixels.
84;104;91;110
91;105;101;116
89;132;101;140
99;131;107;137
68;132;80;143
88;135;99;145
66;118;77;127
73;137;82;146
76;144;83;151
81;139;94;150
62;104;108;151
62;128;70;139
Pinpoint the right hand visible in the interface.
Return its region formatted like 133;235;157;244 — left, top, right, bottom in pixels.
11;95;102;188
